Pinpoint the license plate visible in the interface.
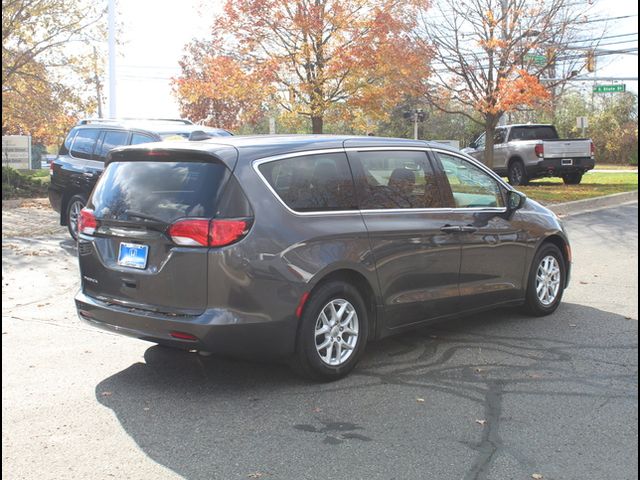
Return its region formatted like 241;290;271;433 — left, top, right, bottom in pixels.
561;158;573;165
117;242;149;269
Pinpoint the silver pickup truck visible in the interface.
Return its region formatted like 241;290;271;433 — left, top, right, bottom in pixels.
463;124;595;186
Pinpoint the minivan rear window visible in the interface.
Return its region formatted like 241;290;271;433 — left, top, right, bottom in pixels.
88;161;228;223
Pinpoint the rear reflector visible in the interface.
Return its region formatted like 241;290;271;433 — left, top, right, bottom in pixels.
169;331;198;341
167;218;250;247
590;141;595;157
79;208;98;235
295;292;310;319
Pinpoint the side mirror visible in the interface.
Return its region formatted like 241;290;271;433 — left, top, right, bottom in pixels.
507;190;526;210
468;141;477;149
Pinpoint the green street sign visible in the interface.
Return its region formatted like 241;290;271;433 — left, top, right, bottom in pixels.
593;84;626;93
524;54;546;66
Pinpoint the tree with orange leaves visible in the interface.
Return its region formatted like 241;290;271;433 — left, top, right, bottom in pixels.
417;0;598;168
173;0;431;133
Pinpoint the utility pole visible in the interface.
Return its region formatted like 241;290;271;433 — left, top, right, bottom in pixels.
108;0;117;118
92;46;103;118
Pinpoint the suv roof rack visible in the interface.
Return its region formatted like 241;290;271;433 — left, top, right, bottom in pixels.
77;118;194;126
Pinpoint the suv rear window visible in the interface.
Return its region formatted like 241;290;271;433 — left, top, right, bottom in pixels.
89;161;229;223
509;126;558;141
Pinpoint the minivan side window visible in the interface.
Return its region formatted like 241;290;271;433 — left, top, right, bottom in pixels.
258;153;356;212
70;129;101;159
436;153;505;208
348;150;443;210
130;133;156;145
96;130;129;160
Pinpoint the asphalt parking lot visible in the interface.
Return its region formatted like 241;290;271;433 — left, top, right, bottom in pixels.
2;200;638;480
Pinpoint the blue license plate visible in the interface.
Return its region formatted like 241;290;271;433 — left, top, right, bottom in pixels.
117;242;149;269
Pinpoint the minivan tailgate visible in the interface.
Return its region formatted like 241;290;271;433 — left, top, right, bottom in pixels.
78;157;231;315
79;229;208;314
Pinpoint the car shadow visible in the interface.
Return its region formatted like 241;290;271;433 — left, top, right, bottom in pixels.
94;302;637;480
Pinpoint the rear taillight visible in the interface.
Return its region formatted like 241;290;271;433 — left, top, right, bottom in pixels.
210;219;250;247
167;219;210;246
49;162;54;176
534;144;544;158
167;218;251;247
79;208;98;235
590;141;595;158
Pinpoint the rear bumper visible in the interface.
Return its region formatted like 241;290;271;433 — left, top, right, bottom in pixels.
528;157;595;177
75;291;299;358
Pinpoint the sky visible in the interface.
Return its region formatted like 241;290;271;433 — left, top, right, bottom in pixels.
108;0;638;119
113;0;221;118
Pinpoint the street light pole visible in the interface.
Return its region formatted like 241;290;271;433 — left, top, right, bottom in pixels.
108;0;117;119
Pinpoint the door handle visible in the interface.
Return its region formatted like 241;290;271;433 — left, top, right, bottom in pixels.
460;225;478;233
440;225;462;234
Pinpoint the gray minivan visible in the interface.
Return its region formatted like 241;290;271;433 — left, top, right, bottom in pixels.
75;135;571;380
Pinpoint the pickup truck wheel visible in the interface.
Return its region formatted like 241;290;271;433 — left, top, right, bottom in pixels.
562;172;583;185
66;195;87;241
508;160;528;186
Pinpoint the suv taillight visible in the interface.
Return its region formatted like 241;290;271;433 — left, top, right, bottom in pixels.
167;218;251;247
534;144;544;158
590;141;595;158
79;208;98;235
49;161;54;176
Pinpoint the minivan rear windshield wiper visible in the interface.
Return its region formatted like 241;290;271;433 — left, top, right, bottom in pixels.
124;210;168;225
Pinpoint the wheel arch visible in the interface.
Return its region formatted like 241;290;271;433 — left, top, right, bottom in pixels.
305;268;380;341
537;234;571;288
61;190;88;225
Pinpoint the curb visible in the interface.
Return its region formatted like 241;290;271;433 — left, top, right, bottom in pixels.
549;190;638;216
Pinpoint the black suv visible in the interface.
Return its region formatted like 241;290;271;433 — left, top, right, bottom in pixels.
75;135;571;380
48;118;232;239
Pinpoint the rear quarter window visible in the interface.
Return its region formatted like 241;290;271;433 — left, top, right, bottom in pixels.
258;153;357;212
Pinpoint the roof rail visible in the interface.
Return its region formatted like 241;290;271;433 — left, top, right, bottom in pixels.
77;118;194;126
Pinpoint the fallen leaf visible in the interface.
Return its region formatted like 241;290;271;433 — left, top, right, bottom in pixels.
312;407;322;413
475;368;484;373
532;474;543;479
101;391;113;397
247;473;264;479
528;373;543;379
579;281;589;285
416;398;425;403
475;419;487;426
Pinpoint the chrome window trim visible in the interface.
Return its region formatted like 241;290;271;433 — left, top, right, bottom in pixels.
252;147;508;216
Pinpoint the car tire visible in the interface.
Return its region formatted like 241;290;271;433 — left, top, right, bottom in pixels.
293;281;369;381
522;243;566;316
508;160;529;186
66;195;87;241
562;172;583;185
